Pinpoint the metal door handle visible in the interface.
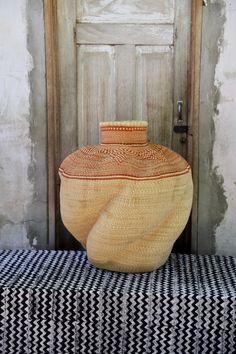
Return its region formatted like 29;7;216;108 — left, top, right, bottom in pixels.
177;101;183;122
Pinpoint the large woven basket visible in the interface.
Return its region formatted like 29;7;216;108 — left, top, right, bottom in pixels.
59;121;193;272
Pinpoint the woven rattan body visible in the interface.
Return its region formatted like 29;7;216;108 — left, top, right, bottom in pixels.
59;122;193;272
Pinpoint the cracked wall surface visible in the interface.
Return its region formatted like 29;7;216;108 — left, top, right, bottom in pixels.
198;0;236;256
213;1;236;256
0;0;48;249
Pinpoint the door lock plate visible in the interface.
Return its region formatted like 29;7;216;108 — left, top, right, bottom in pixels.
173;125;189;134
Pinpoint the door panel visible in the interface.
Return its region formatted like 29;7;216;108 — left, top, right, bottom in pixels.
77;44;174;147
135;46;173;146
76;24;174;45
77;45;116;147
115;45;135;121
57;0;192;251
77;0;175;24
76;0;175;147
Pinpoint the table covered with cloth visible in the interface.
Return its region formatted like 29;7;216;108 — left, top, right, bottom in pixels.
0;250;235;353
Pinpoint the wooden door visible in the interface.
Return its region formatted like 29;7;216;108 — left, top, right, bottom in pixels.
56;0;192;251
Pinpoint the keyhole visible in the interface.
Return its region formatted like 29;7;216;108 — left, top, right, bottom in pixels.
180;136;187;144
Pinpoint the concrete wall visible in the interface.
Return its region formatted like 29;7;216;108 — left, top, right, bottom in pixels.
213;0;236;256
198;0;236;256
0;0;48;249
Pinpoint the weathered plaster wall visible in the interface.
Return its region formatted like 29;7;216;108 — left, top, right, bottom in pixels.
0;0;48;249
213;1;236;256
198;0;236;256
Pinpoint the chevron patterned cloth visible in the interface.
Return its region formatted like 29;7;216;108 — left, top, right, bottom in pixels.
0;250;235;353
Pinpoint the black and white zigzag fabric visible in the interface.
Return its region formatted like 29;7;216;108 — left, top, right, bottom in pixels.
0;250;235;353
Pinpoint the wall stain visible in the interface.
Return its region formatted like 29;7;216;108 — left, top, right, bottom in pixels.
25;222;38;247
211;1;228;244
198;0;228;253
0;215;13;228
25;0;48;249
210;167;228;234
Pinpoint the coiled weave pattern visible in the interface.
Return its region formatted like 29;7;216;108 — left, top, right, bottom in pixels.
59;121;193;272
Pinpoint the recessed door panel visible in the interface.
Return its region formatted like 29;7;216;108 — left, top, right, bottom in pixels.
77;0;175;24
77;45;116;146
135;46;173;146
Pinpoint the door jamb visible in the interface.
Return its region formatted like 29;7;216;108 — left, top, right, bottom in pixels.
188;0;203;253
44;0;58;249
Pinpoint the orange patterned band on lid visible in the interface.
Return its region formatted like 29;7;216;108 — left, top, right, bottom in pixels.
100;121;148;145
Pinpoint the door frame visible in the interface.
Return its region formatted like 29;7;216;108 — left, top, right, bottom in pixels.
44;0;203;251
44;0;58;249
188;0;203;253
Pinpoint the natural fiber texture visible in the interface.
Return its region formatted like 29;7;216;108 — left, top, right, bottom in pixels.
100;121;148;144
59;146;190;181
59;121;193;272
